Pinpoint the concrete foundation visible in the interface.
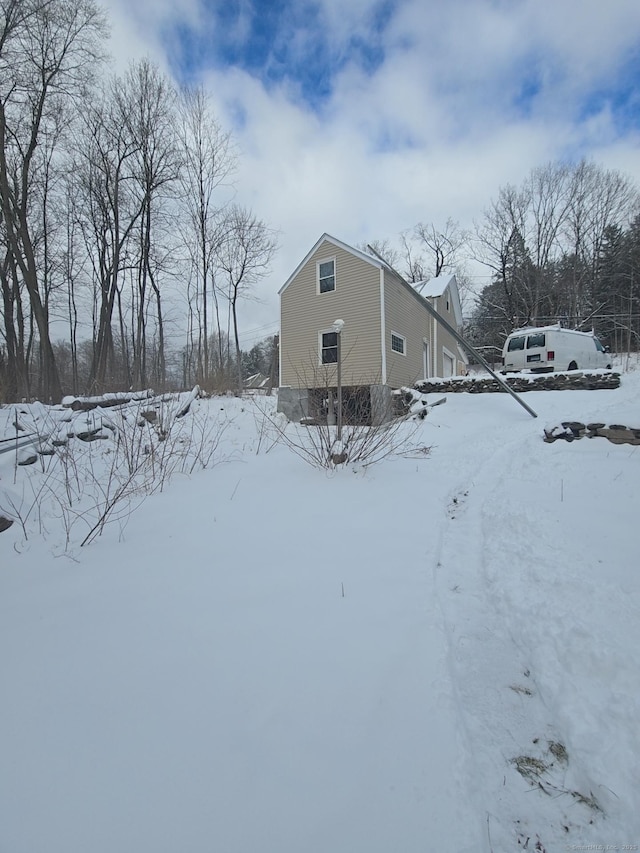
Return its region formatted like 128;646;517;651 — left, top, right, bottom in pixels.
278;383;394;425
276;387;310;422
370;384;393;425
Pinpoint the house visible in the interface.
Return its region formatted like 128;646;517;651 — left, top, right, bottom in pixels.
277;233;467;423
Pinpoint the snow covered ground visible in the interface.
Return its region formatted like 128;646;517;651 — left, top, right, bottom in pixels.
1;368;639;853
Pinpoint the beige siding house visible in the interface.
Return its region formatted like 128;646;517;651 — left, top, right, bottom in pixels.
278;234;466;422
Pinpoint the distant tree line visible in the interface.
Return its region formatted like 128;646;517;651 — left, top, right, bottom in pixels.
38;330;279;399
0;0;277;403
468;161;640;356
372;161;640;358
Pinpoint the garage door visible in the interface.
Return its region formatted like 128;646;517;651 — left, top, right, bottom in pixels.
443;352;455;378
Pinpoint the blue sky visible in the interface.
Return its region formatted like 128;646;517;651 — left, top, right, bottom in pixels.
157;0;640;141
105;0;640;345
168;0;395;107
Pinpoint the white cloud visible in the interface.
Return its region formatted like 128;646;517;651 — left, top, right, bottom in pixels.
96;0;640;343
101;0;203;74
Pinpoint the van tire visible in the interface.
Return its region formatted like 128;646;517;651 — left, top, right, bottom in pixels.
568;361;578;371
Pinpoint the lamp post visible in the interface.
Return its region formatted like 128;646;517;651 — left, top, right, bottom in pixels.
332;319;344;442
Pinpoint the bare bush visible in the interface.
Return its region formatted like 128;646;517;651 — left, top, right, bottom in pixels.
255;379;431;470
0;391;230;550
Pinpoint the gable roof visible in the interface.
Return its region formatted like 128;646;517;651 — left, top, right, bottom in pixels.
415;273;456;298
278;232;464;329
278;233;391;296
415;273;463;327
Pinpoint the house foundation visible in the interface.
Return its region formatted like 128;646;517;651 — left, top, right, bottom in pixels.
370;384;393;425
276;387;310;421
278;384;394;425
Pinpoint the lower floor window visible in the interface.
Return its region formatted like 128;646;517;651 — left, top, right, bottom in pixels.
321;331;338;363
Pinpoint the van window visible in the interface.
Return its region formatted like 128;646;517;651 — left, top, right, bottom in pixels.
527;333;545;348
594;337;605;352
507;336;525;352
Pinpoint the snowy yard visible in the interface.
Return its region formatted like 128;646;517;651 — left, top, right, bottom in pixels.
1;371;639;853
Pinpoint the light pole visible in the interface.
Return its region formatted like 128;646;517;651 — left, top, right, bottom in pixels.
332;319;344;442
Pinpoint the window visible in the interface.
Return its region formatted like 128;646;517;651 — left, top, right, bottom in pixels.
321;331;338;363
527;333;545;348
507;336;525;352
318;258;335;293
391;332;406;355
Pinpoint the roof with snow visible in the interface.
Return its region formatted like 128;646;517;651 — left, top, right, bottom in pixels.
507;323;598;338
414;273;457;298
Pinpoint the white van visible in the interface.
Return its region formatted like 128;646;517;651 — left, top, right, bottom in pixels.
501;324;612;373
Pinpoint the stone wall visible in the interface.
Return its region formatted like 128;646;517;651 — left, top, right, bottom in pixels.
415;372;620;394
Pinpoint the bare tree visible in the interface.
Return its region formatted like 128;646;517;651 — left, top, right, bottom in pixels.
122;59;180;390
358;238;401;270
474;168;571;326
178;86;235;389
0;0;107;400
473;183;534;330
563;160;639;323
215;205;277;391
75;61;182;393
471;160;640;349
76;79;142;391
399;230;427;283
413;217;468;278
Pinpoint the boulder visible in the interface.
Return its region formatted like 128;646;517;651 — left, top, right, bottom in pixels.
17;448;37;466
0;515;14;533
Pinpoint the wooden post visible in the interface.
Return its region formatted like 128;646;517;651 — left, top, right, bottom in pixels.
266;334;279;397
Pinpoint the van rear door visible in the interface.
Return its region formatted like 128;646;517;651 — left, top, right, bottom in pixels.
524;332;547;368
503;334;526;371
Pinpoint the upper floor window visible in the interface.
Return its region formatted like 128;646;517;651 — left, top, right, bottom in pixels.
317;258;336;293
391;332;406;355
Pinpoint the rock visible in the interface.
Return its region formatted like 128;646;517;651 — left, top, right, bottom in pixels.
561;421;586;437
17;448;37;465
0;515;14;533
544;425;574;442
599;427;635;444
75;427;104;441
69;398;93;411
546;420;640;446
